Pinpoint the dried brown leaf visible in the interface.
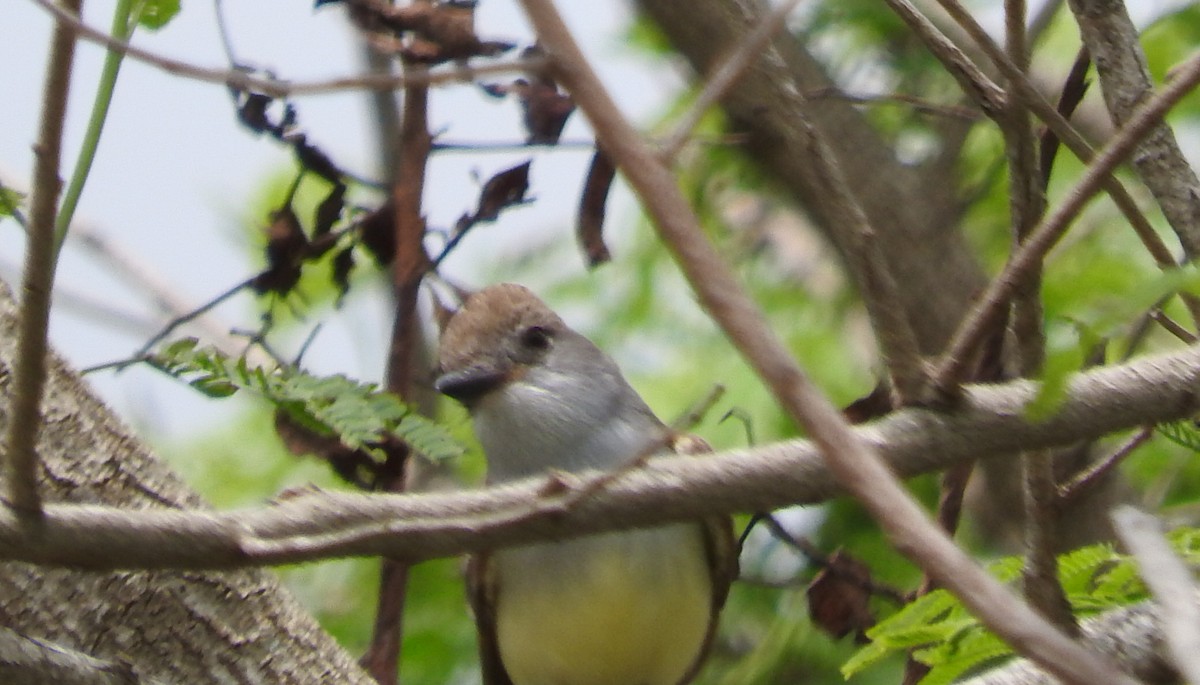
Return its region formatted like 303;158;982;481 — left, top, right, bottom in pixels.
475;160;531;221
806;549;876;643
253;206;308;295
577;147;615;267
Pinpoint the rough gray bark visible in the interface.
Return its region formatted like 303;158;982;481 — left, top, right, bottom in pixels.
0;279;372;684
0;625;164;685
1068;0;1200;259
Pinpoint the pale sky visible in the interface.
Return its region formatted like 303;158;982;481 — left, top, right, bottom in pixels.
2;0;681;440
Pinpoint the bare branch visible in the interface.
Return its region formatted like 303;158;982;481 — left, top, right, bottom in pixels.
658;0;803;159
1059;428;1152;504
0;343;1197;571
29;0;543;98
6;0;85;513
934;50;1200;394
1113;507;1200;685
999;0;1076;635
363;26;438;681
890;0;1179;327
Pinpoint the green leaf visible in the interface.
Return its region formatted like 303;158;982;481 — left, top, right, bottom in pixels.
844;532;1200;683
841;637;894;677
148;338;464;462
134;0;180;29
0;187;24;218
918;631;1012;685
1025;322;1092;421
1158;420;1200;452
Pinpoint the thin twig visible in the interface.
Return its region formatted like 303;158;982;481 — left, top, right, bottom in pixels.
1059;428;1152;504
803;88;981;120
1112;506;1200;685
669;384;726;433
1002;0;1075;634
131;276;256;361
6;0;85;513
1151;309;1198;344
760;515;908;604
516;1;1141;683
213;0;240;67
361;25;437;682
71;224;250;358
888;0;1174;326
30;0;544;98
432;137;596;152
658;0;803;159
903;459;974;684
933;49;1200;394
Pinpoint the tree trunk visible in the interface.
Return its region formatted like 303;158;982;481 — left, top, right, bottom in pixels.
0;279;372;684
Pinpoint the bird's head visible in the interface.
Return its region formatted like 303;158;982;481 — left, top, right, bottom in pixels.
434;283;573;409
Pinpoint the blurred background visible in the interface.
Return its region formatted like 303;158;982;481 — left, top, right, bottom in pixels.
4;0;1200;683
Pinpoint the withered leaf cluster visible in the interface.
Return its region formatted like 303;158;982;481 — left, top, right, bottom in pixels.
320;0;515;64
431;161;533;265
274;409;407;490
806;549;877;643
235;90;344;187
481;47;576;144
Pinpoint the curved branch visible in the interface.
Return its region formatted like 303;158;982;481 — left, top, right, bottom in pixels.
0;343;1195;571
7;0;84;513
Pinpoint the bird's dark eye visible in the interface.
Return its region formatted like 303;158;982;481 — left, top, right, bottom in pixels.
520;325;552;351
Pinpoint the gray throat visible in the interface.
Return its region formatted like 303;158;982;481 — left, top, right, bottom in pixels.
474;384;667;483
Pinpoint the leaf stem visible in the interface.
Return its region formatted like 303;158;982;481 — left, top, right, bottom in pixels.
54;0;138;255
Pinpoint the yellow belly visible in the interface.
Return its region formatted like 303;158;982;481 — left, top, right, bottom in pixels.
494;524;712;685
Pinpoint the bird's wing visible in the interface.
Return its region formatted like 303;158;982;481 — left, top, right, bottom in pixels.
670;433;740;685
466;552;515;685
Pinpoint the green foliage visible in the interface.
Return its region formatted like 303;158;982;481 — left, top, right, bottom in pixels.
1158;420;1200;452
241;171;370;321
150;338;463;462
844;534;1200;683
0;187;23;218
1024;321;1093;421
1028;262;1200;419
133;0;181;29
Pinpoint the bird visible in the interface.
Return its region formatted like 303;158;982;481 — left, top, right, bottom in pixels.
434;282;736;685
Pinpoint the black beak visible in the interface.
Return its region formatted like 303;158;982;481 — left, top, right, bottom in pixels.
435;366;508;404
